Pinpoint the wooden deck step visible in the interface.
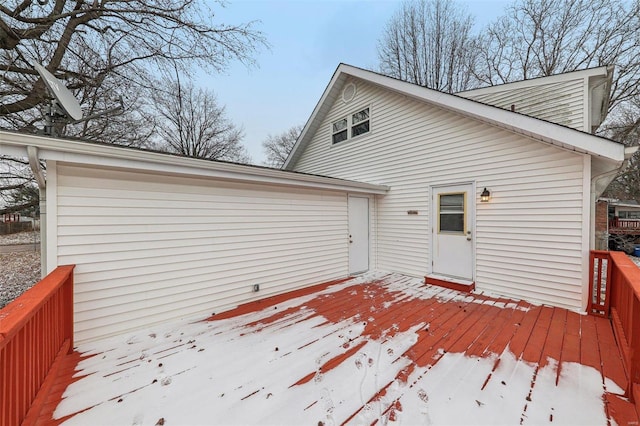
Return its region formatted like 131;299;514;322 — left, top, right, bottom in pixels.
424;274;475;292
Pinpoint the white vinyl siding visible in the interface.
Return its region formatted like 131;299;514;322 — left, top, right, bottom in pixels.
54;164;350;343
459;79;585;131
293;78;587;310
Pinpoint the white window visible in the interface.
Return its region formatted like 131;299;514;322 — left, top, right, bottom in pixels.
619;210;640;219
332;118;348;144
351;108;369;137
331;106;370;144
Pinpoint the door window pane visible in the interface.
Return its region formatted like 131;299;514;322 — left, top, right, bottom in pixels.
439;193;465;233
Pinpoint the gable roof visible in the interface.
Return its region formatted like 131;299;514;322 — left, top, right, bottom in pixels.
457;66;612;96
457;66;613;132
283;64;632;171
0;130;389;195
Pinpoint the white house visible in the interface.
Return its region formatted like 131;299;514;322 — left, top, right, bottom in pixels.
0;64;634;344
283;64;635;311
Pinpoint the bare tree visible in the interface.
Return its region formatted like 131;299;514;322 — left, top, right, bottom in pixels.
152;77;250;163
377;0;477;93
0;0;265;214
474;0;640;113
0;158;39;215
0;0;266;143
474;0;640;199
602;100;640;200
262;125;302;168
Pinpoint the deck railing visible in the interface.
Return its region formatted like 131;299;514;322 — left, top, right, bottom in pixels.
589;250;640;407
609;217;640;230
0;265;75;426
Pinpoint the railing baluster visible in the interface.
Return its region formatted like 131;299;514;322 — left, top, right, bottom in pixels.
588;251;610;316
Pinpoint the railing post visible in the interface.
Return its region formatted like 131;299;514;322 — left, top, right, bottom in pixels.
64;272;74;354
630;294;640;404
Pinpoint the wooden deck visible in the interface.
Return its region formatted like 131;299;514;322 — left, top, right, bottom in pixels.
32;273;639;425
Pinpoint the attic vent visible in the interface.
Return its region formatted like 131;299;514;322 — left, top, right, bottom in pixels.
342;83;356;103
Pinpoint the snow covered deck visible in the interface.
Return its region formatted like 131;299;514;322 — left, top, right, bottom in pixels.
36;273;638;425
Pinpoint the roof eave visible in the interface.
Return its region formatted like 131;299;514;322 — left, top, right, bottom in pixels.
0;130;389;195
457;66;611;96
283;64;348;170
286;64;626;169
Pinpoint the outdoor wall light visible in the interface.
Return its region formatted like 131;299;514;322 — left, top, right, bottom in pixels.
480;188;491;202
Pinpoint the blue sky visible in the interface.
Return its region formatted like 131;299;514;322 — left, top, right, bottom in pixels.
203;0;511;164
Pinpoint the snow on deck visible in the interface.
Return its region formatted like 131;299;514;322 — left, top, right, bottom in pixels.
43;272;635;425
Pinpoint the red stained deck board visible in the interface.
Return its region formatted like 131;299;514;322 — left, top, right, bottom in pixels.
465;300;521;357
521;306;554;364
399;297;464;363
34;351;88;426
580;314;605;374
447;301;500;354
541;308;567;372
411;297;492;366
205;277;352;321
506;304;542;360
30;274;639;426
483;301;532;356
605;393;640;426
560;311;581;364
595;316;628;391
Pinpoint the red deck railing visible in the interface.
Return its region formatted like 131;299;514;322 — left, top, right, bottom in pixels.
589;250;640;409
0;265;75;426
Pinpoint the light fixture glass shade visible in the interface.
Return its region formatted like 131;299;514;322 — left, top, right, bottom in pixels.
480;188;490;202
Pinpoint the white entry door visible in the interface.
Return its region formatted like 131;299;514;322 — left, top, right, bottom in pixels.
432;184;473;280
348;196;369;274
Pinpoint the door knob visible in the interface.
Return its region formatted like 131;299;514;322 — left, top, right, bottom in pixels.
466;231;472;241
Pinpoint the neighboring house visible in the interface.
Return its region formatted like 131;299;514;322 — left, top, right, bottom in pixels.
609;199;640;220
284;64;635;312
596;197;640;253
0;64;634;344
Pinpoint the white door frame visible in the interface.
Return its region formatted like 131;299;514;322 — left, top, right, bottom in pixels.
348;195;370;275
430;182;476;281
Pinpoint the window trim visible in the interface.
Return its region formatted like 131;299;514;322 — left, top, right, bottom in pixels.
330;105;371;145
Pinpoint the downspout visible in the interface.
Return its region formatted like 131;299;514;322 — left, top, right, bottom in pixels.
587;68;613;133
589;146;639;249
27;146;46;278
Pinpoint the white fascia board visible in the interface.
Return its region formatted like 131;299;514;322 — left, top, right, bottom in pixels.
456;66;610;96
0;130;389;195
341;65;625;163
0;143;29;158
613;202;640;209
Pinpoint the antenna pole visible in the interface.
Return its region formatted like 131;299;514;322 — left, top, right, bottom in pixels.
44;101;55;136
